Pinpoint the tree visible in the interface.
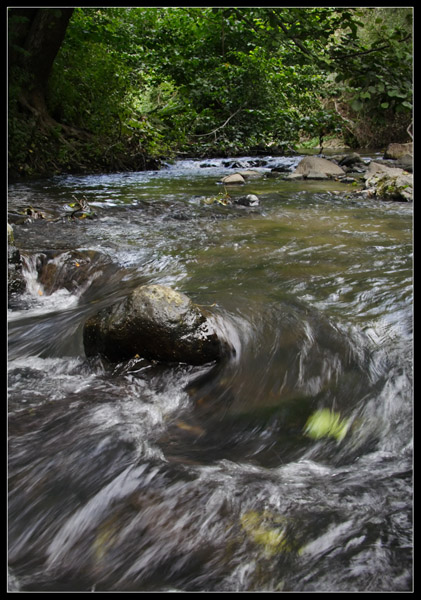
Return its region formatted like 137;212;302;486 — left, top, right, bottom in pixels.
325;7;413;146
8;7;413;177
8;8;74;126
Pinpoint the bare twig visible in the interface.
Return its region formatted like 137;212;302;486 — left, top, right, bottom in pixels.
192;105;245;138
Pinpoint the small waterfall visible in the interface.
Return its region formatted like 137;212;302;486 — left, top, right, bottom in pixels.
20;253;46;298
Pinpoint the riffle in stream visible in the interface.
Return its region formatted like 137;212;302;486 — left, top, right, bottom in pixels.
8;155;413;591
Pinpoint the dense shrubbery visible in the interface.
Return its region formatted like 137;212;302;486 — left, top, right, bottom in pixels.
8;7;412;176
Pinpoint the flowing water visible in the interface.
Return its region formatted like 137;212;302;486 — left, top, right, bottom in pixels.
7;155;413;591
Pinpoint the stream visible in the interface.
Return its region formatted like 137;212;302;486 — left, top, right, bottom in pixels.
7;154;413;592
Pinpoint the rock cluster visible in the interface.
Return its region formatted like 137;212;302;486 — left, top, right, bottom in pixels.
362;162;413;202
215;146;413;201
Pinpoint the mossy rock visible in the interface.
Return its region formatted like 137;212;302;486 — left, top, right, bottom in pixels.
83;284;234;365
365;172;413;202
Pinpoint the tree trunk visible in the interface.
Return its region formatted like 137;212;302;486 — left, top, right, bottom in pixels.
9;8;74;93
9;8;74;125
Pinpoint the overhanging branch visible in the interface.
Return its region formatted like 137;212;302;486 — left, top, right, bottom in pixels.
192;105;245;138
331;34;411;62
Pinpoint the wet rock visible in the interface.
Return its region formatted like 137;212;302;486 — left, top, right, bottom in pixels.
36;249;114;295
220;173;245;185
270;165;291;173
234;194;260;207
83;284;234;365
7;223;14;245
287;156;345;179
223;160;247;169
8;224;26;299
383;143;413;172
337;152;364;168
249;159;268;167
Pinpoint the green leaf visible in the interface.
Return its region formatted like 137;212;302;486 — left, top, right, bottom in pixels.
387;88;408;98
351;98;363;112
304;409;351;442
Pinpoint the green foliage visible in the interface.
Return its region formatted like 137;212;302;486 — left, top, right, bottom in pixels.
48;9;135;136
326;8;412;146
8;7;413;176
46;7;345;159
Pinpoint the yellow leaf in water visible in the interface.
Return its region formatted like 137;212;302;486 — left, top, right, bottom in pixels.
175;421;205;436
38;290;43;296
240;511;295;556
304;408;350;442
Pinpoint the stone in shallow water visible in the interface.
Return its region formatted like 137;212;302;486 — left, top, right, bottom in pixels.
220;173;245;185
287;156;345;179
83;284;234;365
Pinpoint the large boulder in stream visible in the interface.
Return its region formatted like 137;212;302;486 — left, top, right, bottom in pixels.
83;284;233;365
287;156;345;180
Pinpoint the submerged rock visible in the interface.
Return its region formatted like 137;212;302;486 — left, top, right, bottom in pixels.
83;284;234;365
35;249;113;295
234;194;260;207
